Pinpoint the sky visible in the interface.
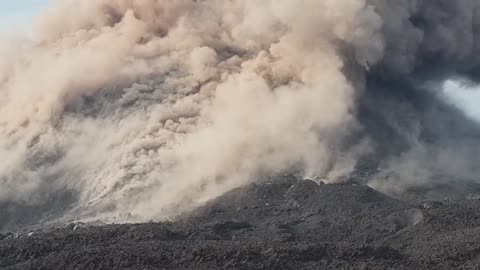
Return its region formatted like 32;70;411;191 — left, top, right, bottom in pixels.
0;0;50;30
443;80;480;121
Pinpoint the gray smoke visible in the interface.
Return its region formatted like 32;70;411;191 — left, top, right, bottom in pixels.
1;0;480;227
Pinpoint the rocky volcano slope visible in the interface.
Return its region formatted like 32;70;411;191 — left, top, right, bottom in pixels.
1;177;480;269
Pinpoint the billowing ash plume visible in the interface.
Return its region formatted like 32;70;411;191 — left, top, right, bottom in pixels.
1;0;480;227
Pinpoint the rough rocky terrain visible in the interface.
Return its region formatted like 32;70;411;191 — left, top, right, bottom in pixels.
1;177;480;269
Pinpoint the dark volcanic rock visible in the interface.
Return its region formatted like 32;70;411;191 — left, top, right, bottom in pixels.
0;190;77;233
1;178;480;269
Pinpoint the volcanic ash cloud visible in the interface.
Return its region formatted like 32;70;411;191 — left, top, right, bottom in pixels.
1;0;480;224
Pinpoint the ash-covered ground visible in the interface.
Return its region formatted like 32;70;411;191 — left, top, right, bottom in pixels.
2;176;480;270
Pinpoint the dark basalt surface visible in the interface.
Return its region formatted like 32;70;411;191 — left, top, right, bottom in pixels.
1;177;480;269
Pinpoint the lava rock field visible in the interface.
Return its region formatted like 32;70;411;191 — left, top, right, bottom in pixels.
2;177;480;269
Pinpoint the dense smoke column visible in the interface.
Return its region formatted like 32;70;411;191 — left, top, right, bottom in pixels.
1;0;480;229
359;0;480;194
